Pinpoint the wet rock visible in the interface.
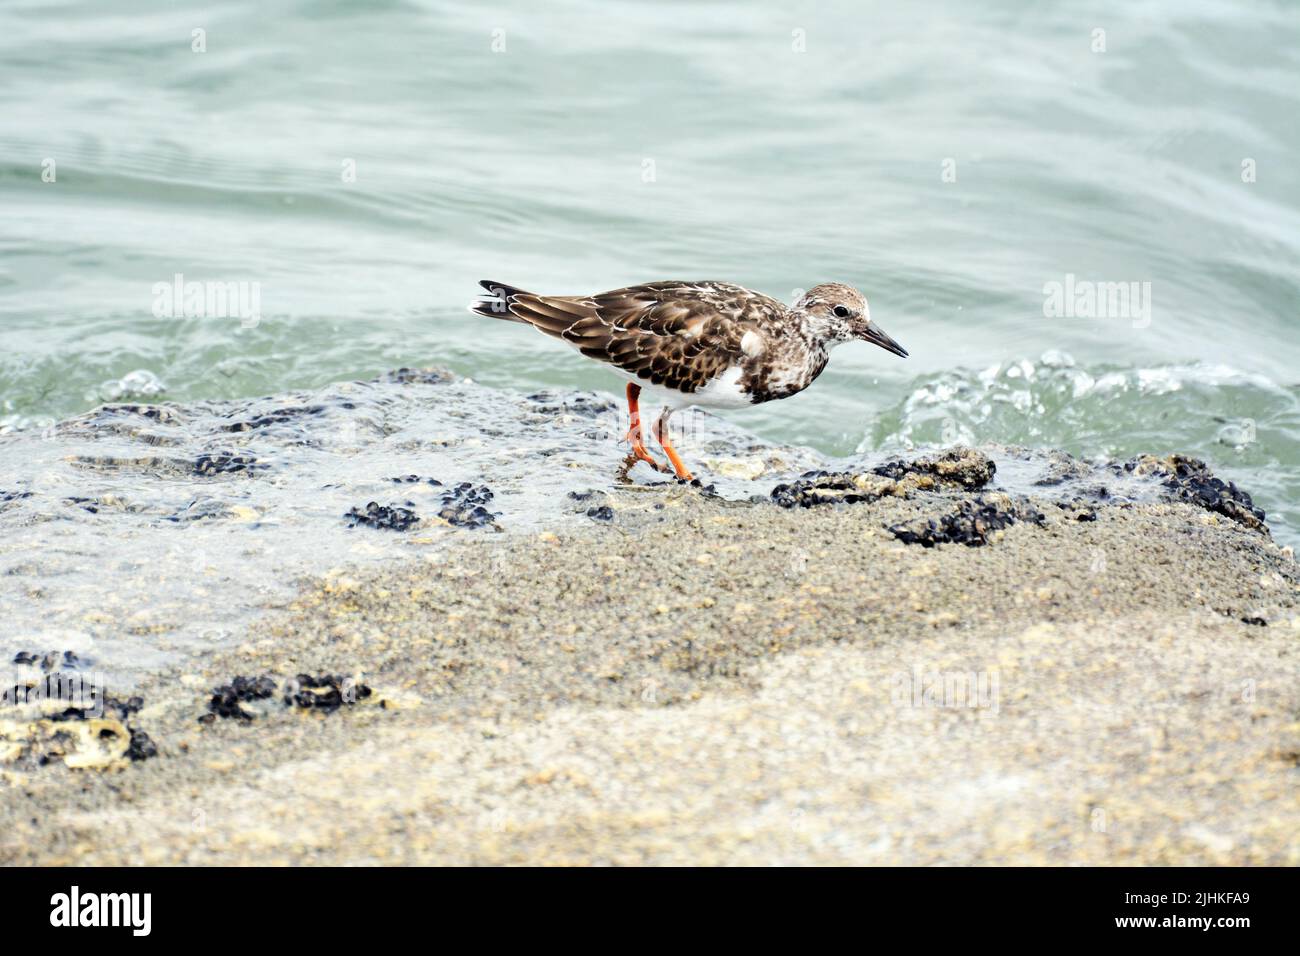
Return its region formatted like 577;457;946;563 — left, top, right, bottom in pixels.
437;483;500;530
2;368;887;683
194;452;267;476
380;366;456;385
567;489;607;508
0;675;156;769
564;489;619;522
524;390;618;418
12;650;85;672
888;495;1046;548
98;403;183;424
204;675;279;721
126;728;158;761
1034;452;1094;487
1056;500;1099;522
870;447;997;489
35;719;132;769
344;501;421;532
286;673;373;713
166;496;240;523
771;472;880;508
202;673;372;721
697;457;767;480
390;475;443;486
771;449;996;509
1122;455;1268;533
221;405;326;432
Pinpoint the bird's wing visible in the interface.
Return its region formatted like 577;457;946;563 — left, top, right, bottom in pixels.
496;281;786;393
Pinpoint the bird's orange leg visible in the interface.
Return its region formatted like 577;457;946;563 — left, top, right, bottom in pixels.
624;383;669;473
654;409;694;481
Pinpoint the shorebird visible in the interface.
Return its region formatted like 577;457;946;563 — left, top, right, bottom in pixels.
469;280;908;481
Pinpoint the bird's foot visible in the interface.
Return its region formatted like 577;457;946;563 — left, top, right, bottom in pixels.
617;450;668;484
624;424;671;474
629;446;672;474
656;434;694;482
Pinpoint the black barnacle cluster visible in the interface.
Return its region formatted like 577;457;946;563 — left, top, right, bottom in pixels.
285;673;373;713
12;649;83;672
888;496;1045;548
1122;455;1267;533
381;366;456;386
6;653;158;762
220;404;326;433
344;501;421;531
201;673;372;721
770;472;877;509
194;452;266;476
346;480;498;531
203;674;278;721
437;482;500;529
771;449;997;509
390;475;443;486
870;448;997;489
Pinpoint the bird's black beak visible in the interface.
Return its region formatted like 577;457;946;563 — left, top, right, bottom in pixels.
861;322;908;358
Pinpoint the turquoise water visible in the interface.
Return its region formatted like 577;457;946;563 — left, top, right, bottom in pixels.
2;0;1298;541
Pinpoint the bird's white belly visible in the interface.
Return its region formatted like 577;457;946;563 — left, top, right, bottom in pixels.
692;366;753;408
606;365;753;411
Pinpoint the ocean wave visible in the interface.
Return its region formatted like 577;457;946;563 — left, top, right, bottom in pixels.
865;352;1297;454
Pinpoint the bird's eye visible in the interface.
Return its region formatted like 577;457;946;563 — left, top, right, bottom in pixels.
833;305;851;318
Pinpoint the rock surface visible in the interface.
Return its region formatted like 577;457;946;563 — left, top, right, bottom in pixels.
1;372;1297;864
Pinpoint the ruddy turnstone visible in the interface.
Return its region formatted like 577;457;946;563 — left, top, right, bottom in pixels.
469;279;908;480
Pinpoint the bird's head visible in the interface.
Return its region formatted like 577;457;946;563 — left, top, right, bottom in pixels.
793;283;908;357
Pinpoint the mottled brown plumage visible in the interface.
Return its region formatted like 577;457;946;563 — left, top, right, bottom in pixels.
468;278;908;479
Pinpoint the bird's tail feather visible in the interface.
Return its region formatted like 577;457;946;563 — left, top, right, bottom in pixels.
468;279;528;320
